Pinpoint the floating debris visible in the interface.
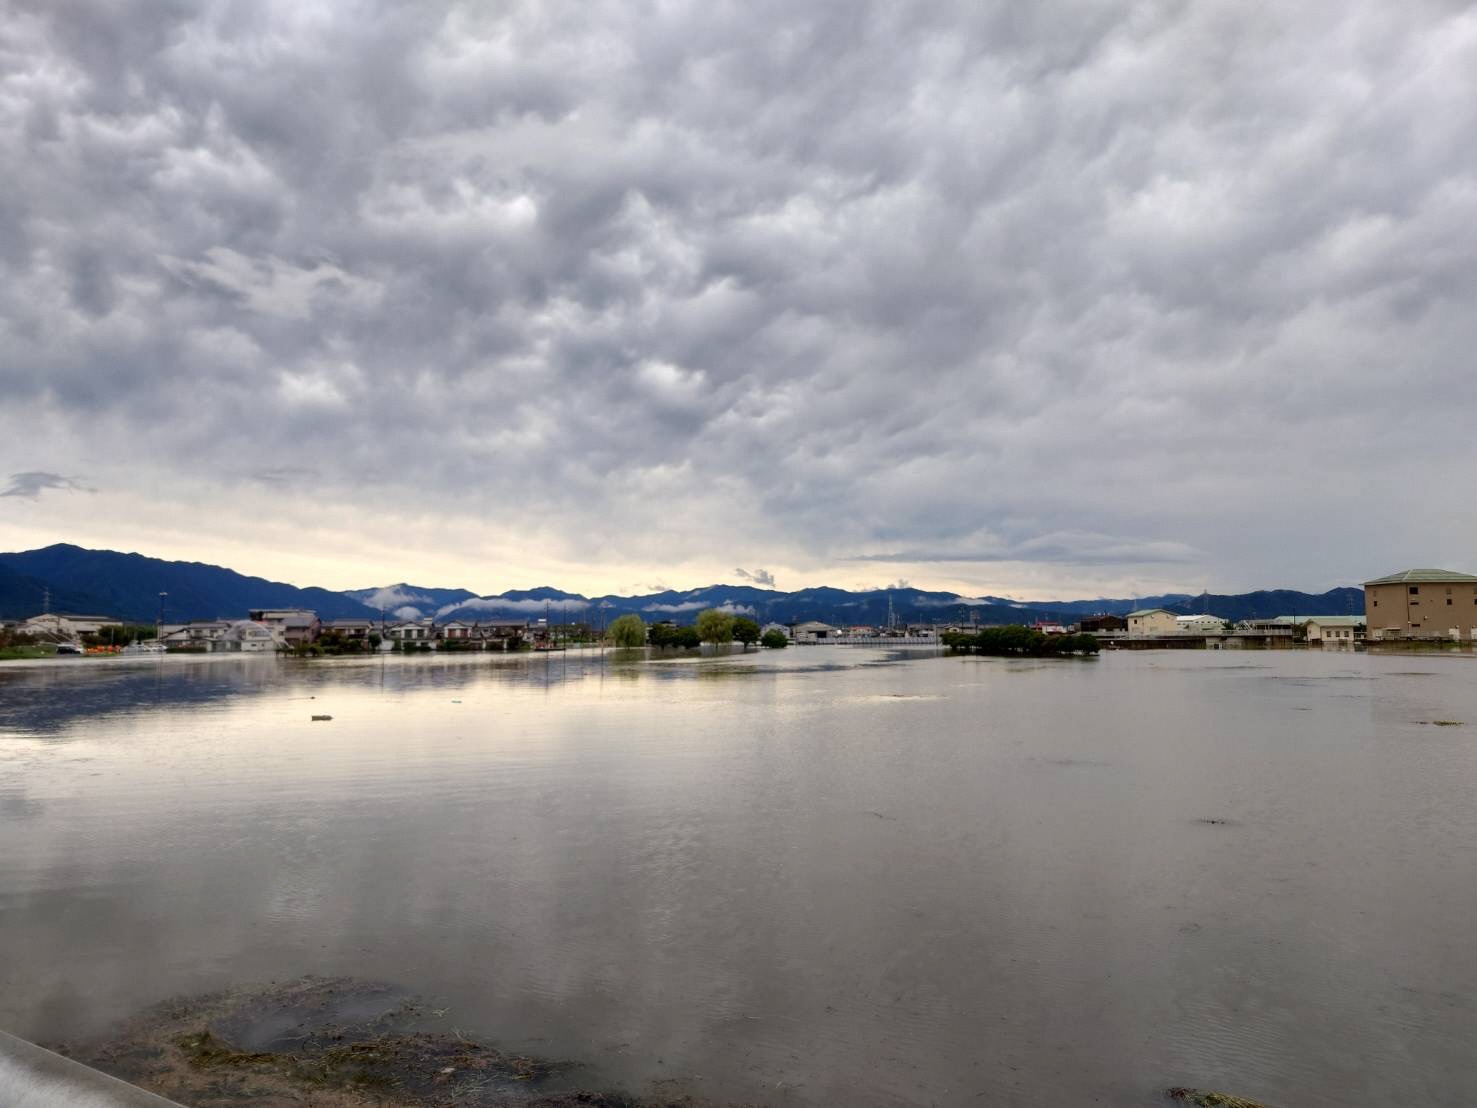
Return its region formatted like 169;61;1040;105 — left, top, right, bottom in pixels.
1167;1088;1269;1108
311;714;333;721
63;976;735;1107
1428;720;1464;727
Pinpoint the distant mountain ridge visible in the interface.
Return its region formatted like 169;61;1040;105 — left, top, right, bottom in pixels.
0;543;1363;626
427;583;1365;627
0;545;378;622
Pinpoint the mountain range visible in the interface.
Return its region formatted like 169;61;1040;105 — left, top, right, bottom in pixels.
0;544;1365;626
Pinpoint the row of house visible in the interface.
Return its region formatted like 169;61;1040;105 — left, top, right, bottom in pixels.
1108;568;1477;644
1117;609;1365;642
153;610;538;652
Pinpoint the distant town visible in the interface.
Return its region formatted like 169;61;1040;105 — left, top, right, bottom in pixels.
4;567;1476;658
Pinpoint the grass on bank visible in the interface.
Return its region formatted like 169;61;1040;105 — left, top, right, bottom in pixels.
0;645;57;660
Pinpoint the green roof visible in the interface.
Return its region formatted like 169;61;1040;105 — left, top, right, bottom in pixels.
1126;608;1176;617
1364;568;1477;585
1303;616;1365;626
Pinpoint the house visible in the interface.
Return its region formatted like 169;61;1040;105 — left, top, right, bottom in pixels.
439;620;477;641
248;609;321;646
1364;569;1477;641
1125;609;1178;637
1078;614;1127;634
214;620;284;653
479;620;529;649
322;619;377;642
1174;614;1226;635
793;620;837;643
1304;616;1364;644
158;620;232;649
386;618;437;643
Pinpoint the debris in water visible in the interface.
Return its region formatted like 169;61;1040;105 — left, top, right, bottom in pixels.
312;714;333;721
62;976;735;1107
1428;720;1463;727
1167;1088;1270;1108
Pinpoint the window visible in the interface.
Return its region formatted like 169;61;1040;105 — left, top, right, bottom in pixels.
1410;586;1420;594
1448;598;1454;606
1373;599;1378;607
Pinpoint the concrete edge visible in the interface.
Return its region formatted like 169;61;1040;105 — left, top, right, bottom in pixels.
0;1029;184;1107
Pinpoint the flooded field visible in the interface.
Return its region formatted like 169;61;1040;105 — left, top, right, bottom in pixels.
2;648;1475;1106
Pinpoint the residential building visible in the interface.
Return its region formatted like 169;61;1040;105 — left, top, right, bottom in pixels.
248;609;321;646
1078;614;1127;634
216;620;284;653
1304;616;1364;644
158;620;232;649
1175;614;1226;635
1364;569;1477;641
387;618;437;643
1126;609;1178;637
322;619;378;642
479;620;530;649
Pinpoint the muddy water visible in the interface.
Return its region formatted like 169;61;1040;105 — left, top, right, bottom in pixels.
1;648;1475;1106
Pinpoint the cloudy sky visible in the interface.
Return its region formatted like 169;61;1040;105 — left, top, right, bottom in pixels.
2;1;1474;600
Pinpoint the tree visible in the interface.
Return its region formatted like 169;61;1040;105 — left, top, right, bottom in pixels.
695;608;735;643
648;623;700;649
761;628;788;649
732;617;760;648
608;613;647;648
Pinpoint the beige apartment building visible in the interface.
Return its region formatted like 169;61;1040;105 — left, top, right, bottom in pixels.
1364;569;1477;641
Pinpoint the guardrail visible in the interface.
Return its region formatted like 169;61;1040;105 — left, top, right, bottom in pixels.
0;1029;183;1107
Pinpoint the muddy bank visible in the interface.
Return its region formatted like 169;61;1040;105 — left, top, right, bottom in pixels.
59;977;749;1108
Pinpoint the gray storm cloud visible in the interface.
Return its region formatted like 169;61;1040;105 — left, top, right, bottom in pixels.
1;472;94;499
2;1;1475;589
734;568;777;588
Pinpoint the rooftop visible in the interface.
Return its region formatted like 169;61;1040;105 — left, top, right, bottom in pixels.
1126;608;1175;617
1364;568;1477;585
1304;615;1365;626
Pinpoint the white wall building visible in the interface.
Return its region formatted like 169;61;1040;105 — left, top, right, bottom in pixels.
1174;614;1226;635
20;613;123;637
1126;609;1178;637
1304;616;1364;644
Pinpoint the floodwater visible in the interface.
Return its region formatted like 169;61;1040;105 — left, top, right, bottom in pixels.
2;647;1475;1107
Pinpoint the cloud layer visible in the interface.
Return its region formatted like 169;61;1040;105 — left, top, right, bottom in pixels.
3;1;1476;595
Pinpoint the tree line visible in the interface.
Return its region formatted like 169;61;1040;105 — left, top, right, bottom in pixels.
607;610;785;649
940;626;1101;657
